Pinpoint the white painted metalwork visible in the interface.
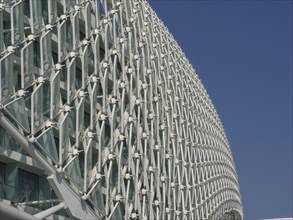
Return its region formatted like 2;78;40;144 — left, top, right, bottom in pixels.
0;0;242;219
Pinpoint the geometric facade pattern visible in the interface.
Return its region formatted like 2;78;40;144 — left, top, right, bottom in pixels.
0;0;242;219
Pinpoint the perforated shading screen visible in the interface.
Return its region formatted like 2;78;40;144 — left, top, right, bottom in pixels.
0;0;242;219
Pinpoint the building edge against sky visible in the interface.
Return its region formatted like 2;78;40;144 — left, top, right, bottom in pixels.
0;0;242;219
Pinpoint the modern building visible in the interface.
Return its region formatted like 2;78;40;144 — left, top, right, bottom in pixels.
0;0;242;219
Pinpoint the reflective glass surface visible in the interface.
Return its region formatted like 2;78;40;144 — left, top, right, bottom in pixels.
0;53;14;102
21;42;34;89
0;127;25;154
91;183;105;213
31;84;44;134
37;128;59;163
76;98;84;146
67;58;76;103
30;0;42;33
59;113;70;164
84;3;91;38
81;45;89;88
58;20;67;62
72;11;79;49
40;31;52;74
18;169;39;202
90;83;97;130
50;72;61;119
4;97;30;132
48;0;57;24
11;2;24;44
63;0;76;13
64;157;84;190
84;139;92;188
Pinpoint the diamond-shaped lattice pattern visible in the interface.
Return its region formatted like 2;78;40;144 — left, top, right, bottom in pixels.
0;0;242;219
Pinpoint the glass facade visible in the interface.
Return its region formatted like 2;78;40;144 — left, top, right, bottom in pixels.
0;162;62;215
0;0;242;219
18;169;39;202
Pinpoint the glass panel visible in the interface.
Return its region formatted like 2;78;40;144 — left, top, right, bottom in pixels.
18;169;39;202
69;106;76;133
4;97;30;133
67;58;76;103
111;161;119;188
30;0;42;33
33;39;40;68
88;43;94;67
5;163;18;202
40;31;52;74
93;37;100;76
89;183;105;213
84;3;91;38
76;97;84;146
63;0;76;13
0;10;4;52
43;82;50;118
36;128;58;163
13;63;20;93
31;84;44;134
41;0;48;24
4;185;19;202
34;140;55;167
72;11;79;50
3;18;11;47
21;42;34;89
59;113;70;164
84;139;92;189
110;203;122;220
65;157;84;189
66;19;73;48
50;72;61;119
0;127;24;154
11;2;24;44
90;83;97;130
48;0;57;24
0;53;14;102
58;20;67;62
81;45;88;89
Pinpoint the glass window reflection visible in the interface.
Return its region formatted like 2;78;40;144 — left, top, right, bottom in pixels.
4;97;30;133
59;113;70;164
67;58;76;103
21;42;34;89
40;31;52;74
37;128;59;163
50;72;61;119
29;0;42;33
58;20;67;62
0;53;14;102
31;84;44;134
11;2;24;44
72;11;79;49
48;0;57;24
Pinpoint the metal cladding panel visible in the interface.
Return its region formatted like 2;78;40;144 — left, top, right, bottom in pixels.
0;0;242;219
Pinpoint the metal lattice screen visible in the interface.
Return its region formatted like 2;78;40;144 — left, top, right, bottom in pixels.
0;0;242;219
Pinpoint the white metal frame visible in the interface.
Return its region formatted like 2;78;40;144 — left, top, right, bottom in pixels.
0;0;242;219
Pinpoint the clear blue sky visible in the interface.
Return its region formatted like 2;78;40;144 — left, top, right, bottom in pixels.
148;0;292;219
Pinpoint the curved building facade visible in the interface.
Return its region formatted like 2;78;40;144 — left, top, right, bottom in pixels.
0;0;242;219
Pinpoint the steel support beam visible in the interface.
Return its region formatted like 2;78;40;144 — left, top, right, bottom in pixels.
33;202;65;219
0;201;39;220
